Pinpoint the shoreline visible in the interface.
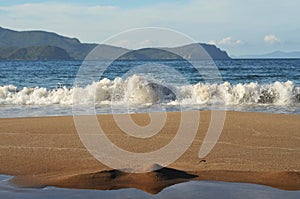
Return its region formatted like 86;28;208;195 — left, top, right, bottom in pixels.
0;106;300;120
0;111;300;194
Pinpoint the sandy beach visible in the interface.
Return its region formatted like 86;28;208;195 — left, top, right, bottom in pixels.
0;111;299;194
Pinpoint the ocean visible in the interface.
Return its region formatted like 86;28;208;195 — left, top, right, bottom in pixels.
1;175;299;199
0;59;300;118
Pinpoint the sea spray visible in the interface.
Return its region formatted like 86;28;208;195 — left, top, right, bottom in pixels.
0;75;299;106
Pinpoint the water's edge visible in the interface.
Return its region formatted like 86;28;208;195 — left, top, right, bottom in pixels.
1;175;300;199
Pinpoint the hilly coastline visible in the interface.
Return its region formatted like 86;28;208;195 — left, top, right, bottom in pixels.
0;27;231;60
0;46;72;60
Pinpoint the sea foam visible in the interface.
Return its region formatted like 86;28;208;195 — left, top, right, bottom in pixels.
0;75;299;106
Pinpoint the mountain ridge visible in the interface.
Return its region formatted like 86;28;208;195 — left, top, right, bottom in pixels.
0;46;72;60
0;27;231;60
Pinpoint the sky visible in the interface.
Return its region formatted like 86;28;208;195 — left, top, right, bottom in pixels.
0;0;299;56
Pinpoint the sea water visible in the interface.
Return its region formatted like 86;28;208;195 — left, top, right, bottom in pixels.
0;59;299;117
0;175;299;199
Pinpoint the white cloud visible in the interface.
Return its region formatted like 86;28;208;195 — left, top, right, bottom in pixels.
207;40;217;45
264;34;281;44
139;39;152;47
235;40;243;45
110;39;130;47
217;37;243;46
109;39;155;49
218;37;232;45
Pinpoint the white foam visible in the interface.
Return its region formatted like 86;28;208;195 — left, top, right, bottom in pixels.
0;75;299;107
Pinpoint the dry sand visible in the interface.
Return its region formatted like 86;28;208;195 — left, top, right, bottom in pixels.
0;111;299;194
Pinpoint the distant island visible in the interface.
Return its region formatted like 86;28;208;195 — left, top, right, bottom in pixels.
0;27;231;61
240;51;300;59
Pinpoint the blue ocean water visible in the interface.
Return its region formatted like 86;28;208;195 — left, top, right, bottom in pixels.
0;59;299;117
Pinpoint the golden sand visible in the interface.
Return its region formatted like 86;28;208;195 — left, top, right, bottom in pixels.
0;111;299;194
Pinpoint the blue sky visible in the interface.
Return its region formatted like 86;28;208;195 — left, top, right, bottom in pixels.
0;0;181;7
0;0;299;56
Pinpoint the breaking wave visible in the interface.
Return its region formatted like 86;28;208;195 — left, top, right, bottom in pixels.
0;75;299;107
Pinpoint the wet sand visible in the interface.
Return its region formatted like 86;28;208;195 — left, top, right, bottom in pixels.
0;111;300;194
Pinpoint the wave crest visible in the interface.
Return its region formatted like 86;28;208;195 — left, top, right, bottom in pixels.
0;75;299;106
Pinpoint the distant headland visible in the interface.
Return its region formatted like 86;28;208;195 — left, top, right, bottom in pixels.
0;27;231;61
